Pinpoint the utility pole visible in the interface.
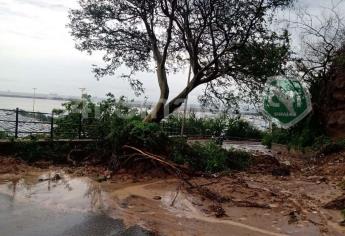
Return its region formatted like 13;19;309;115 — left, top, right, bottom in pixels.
32;88;37;113
181;63;192;136
79;88;87;120
79;88;86;99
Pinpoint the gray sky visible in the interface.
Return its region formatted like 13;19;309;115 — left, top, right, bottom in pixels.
0;0;343;103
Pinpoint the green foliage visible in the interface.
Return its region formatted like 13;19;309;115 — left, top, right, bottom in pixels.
11;93;254;173
163;113;263;139
125;120;168;152
0;131;8;139
170;140;251;173
226;118;263;139
191;141;229;172
319;139;345;155
13;140;73;163
53;93;140;139
261;113;329;150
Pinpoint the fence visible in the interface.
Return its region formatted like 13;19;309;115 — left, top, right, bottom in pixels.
0;108;266;141
0;108;98;140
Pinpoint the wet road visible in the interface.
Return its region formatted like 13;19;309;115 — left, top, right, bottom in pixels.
223;141;274;156
0;176;154;236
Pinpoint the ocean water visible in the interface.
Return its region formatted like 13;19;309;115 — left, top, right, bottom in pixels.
0;96;268;131
0;96;64;113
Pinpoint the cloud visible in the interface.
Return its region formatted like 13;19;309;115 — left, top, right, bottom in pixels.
14;0;68;11
0;6;35;18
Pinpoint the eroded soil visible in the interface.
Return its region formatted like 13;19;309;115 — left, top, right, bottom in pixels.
1;143;345;236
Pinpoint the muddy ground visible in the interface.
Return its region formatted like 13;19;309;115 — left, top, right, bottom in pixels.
0;142;345;236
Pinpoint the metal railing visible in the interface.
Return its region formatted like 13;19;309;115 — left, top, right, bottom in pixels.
0;108;99;140
0;108;266;141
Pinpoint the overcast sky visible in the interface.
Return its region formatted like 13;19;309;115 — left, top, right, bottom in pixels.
0;0;343;103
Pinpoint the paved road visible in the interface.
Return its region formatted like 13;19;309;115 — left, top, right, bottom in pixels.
0;178;154;236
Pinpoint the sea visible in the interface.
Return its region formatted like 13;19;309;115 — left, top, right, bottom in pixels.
0;96;269;131
0;96;64;113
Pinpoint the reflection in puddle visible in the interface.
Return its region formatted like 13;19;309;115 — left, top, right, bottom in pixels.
0;172;108;214
0;172;154;236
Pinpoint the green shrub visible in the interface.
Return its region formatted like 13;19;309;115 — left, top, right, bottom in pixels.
0;131;9;139
13;140;73;163
191;141;228;172
262;132;273;148
170;140;251;173
125;119;169;152
261;113;332;150
162;114;263;139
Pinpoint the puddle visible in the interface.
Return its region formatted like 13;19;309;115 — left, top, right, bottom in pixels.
0;171;344;236
0;172;154;236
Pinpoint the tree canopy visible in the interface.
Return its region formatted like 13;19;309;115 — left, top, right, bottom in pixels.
69;0;293;122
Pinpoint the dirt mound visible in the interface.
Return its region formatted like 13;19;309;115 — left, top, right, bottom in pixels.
306;151;345;177
0;156;28;174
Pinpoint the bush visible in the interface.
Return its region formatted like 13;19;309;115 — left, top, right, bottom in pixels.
0;131;8;139
13;139;73;163
162;114;263;139
261;113;332;150
125;119;169;153
13;93;253;173
170;140;251;173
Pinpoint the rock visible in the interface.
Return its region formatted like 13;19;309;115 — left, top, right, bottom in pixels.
96;175;107;182
288;211;299;224
282;160;291;166
272;167;291;176
209;205;226;218
269;203;279;208
339;220;345;227
324;195;345;210
38;173;62;182
52;174;61;181
153;196;162;200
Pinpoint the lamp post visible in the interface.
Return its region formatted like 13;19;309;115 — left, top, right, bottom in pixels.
32;88;37;113
180;63;192;136
79;88;86;99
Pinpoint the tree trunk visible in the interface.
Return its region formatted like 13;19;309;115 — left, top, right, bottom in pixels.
144;66;170;123
144;76;199;123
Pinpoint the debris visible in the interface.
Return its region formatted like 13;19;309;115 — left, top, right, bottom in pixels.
52;173;61;181
339;220;345;227
38;173;62;182
96;175;107;182
272;166;291;176
324;195;345;210
209;205;227;218
288;211;299;224
170;184;181;206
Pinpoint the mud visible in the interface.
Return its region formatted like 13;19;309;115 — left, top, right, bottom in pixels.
1;143;345;236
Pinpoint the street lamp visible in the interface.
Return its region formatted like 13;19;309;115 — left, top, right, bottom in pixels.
79;88;86;99
32;88;37;113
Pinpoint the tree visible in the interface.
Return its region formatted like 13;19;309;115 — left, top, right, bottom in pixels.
68;0;292;123
288;2;345;137
293;1;345;84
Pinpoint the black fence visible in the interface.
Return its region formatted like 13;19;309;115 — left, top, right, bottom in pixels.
0;108;265;141
0;108;98;139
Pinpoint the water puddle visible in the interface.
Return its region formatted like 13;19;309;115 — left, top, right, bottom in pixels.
0;171;343;236
0;171;153;236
